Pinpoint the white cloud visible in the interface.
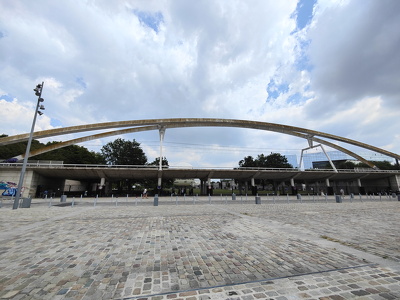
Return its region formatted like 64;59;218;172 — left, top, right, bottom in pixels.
0;0;399;167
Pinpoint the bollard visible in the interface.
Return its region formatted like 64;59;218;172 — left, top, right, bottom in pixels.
21;197;32;208
72;197;75;207
287;194;289;203
255;196;261;204
335;195;342;203
154;194;159;206
232;193;236;200
209;194;211;204
398;194;400;202
60;195;67;203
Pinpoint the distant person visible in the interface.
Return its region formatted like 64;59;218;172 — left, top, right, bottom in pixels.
43;190;48;199
143;188;148;199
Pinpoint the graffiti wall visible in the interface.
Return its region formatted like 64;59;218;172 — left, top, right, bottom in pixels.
0;180;18;196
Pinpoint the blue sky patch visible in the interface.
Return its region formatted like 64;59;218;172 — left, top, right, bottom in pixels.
1;94;13;102
50;119;63;127
0;31;4;39
295;40;313;71
287;92;304;104
294;0;316;30
134;10;164;33
267;80;289;100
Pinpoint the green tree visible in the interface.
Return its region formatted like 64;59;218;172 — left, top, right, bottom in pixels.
101;138;147;165
239;153;292;168
33;142;105;164
238;156;256;167
147;157;169;168
0;135;43;160
263;153;292;168
0;137;103;164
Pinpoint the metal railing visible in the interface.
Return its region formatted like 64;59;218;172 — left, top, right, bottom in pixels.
1;162;399;173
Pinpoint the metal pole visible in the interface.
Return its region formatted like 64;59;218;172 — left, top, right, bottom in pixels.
13;82;44;209
158;127;166;171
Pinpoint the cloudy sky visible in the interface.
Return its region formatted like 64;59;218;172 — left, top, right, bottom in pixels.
1;0;399;168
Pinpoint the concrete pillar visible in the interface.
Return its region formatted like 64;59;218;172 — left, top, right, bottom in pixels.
201;180;207;195
159;127;166;171
326;178;330;187
157;177;162;188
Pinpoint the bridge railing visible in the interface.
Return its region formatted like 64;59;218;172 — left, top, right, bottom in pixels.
0;162;399;173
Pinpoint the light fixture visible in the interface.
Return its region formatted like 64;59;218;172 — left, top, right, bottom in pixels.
38;97;44;102
39;105;45;110
37;111;43;116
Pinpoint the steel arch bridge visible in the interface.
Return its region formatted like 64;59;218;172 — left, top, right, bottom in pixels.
1;118;399;168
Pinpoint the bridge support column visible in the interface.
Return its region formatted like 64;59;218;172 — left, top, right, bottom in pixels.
207;178;213;195
99;177;105;196
290;178;296;195
158;126;166;171
326;178;334;195
357;178;366;194
200;180;207;195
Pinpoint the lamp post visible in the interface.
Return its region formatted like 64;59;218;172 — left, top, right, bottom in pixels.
13;82;45;209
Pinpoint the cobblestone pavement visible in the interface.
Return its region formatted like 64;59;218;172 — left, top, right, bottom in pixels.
0;199;399;299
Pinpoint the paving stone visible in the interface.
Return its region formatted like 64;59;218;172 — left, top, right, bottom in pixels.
0;200;400;299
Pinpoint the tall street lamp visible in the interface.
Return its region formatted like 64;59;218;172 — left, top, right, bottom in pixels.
13;82;45;209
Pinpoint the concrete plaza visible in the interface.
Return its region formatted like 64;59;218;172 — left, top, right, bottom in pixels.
0;196;400;299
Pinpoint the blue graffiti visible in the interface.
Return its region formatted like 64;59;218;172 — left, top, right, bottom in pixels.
2;187;17;196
